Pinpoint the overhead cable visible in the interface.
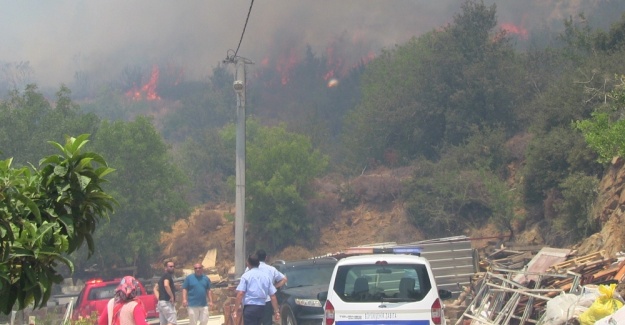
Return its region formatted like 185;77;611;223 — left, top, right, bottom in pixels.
232;0;255;61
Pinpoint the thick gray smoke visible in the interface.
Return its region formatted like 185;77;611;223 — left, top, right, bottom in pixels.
0;0;620;90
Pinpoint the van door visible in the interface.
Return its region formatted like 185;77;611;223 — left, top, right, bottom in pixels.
329;263;438;325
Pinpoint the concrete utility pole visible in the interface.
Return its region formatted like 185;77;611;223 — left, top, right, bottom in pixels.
232;58;249;279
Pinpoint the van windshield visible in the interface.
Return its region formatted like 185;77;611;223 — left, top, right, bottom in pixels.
332;263;432;302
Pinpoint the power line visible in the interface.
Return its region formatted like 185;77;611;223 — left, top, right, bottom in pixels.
233;0;255;60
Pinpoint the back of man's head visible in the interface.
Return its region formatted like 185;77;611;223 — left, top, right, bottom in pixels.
247;254;260;268
256;249;267;262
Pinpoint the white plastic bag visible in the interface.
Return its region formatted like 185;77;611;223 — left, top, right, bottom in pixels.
578;285;600;307
543;293;588;325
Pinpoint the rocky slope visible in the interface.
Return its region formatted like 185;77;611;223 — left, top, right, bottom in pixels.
575;157;625;256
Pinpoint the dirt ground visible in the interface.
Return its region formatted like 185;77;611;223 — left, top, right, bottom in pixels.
159;200;500;280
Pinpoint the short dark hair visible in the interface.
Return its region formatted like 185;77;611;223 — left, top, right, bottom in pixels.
247;254;260;268
164;261;174;267
256;249;267;261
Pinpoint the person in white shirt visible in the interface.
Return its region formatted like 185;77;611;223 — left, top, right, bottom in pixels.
235;254;281;325
246;249;287;325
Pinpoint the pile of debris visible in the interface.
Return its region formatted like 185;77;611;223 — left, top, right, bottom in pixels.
449;244;625;324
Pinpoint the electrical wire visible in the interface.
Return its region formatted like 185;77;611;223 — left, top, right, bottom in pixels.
233;0;255;60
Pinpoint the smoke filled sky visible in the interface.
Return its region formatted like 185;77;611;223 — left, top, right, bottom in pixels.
0;0;617;89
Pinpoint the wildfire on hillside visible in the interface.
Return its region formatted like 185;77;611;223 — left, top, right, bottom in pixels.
259;36;377;88
500;22;529;40
125;65;161;101
275;48;300;86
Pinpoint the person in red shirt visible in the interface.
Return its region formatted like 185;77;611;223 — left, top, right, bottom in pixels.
98;276;149;325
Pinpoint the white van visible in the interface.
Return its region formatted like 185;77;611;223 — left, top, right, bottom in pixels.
318;247;452;325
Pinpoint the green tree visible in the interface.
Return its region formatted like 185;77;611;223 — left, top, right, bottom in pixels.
0;135;115;313
522;127;591;204
552;173;599;244
482;170;518;239
342;0;522;169
174;129;233;204
558;14;595;61
575;76;625;163
343;37;438;166
403;159;490;237
517;14;625;226
560;12;625;58
403;127;517;238
0;85;100;165
221;119;328;251
87;116;189;277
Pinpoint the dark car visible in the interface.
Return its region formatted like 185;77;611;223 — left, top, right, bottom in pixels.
272;257;338;325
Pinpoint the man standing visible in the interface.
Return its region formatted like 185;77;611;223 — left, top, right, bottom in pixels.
182;263;214;325
158;261;177;325
256;249;287;325
234;254;281;325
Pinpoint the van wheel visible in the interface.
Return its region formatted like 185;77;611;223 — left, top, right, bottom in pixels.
281;308;297;325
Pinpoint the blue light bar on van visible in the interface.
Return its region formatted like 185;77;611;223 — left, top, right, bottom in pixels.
345;246;421;256
388;247;422;255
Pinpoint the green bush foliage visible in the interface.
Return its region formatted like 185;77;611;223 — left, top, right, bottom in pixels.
403;126;518;237
338;182;360;209
522;127;586;205
0;135;115;313
551;173;600;245
342;0;523;169
87;116;189;278
221;118;328;251
576;76;625;163
404;159;488;237
194;210;225;233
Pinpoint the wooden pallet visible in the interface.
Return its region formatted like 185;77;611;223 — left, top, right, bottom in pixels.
548;250;606;272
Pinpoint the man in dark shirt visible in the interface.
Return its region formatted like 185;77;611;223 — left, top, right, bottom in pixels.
158;261;177;325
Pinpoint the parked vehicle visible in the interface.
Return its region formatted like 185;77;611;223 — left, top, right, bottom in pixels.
318;247;452;325
272;257;338;325
72;278;159;320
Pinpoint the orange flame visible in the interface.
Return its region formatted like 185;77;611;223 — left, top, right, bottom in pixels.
500;22;528;40
125;65;161;101
323;42;375;83
276;49;300;85
265;36;378;87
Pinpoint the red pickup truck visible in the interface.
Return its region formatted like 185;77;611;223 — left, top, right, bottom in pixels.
72;278;159;320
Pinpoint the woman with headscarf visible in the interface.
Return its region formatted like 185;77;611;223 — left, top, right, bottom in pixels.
98;276;149;325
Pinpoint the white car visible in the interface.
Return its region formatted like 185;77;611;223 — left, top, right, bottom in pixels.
318;247;452;325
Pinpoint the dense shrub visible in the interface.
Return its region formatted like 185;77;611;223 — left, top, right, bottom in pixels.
170;223;208;263
522;127;580;204
551;173;600;245
194;210;225;232
338;182;361;208
441;126;511;176
351;173;402;204
403;159;493;237
505;132;532;162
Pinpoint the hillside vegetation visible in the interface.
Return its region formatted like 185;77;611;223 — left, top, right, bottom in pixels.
2;1;625;278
